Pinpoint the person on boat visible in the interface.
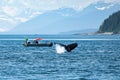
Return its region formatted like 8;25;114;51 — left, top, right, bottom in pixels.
33;38;42;44
33;40;39;44
35;40;38;44
25;38;30;45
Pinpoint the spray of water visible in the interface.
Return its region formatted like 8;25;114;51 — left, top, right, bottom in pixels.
55;44;66;54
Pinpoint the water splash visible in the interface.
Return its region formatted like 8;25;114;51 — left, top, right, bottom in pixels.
55;44;66;54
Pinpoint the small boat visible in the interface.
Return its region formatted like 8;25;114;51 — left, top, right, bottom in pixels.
23;42;53;47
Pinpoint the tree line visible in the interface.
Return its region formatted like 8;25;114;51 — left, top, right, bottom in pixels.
98;10;120;34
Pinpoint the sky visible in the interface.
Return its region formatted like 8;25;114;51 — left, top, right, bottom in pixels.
0;0;120;34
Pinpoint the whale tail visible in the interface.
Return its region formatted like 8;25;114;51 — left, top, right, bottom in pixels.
55;42;78;53
65;43;78;52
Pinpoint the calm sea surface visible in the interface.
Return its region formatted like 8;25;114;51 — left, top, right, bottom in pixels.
0;34;120;80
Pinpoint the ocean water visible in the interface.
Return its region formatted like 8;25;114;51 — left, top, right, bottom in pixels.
0;34;120;80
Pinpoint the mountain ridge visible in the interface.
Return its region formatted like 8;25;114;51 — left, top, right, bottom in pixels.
6;3;120;34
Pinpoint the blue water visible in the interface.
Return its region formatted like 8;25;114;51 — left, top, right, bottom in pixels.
0;34;120;80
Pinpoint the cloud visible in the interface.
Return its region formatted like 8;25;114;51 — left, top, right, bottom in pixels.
8;0;14;3
15;17;29;22
0;17;14;23
2;6;18;17
0;28;7;32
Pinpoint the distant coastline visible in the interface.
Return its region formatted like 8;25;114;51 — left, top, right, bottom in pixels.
72;31;120;35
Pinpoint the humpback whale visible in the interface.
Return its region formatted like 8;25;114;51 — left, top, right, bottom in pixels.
55;43;78;53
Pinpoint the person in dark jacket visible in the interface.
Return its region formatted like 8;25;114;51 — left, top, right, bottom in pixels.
33;40;38;44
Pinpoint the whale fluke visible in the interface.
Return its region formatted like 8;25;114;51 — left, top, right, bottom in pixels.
55;43;78;53
65;43;78;52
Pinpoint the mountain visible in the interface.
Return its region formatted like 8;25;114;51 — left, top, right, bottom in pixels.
7;9;75;34
7;3;120;34
98;10;120;34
